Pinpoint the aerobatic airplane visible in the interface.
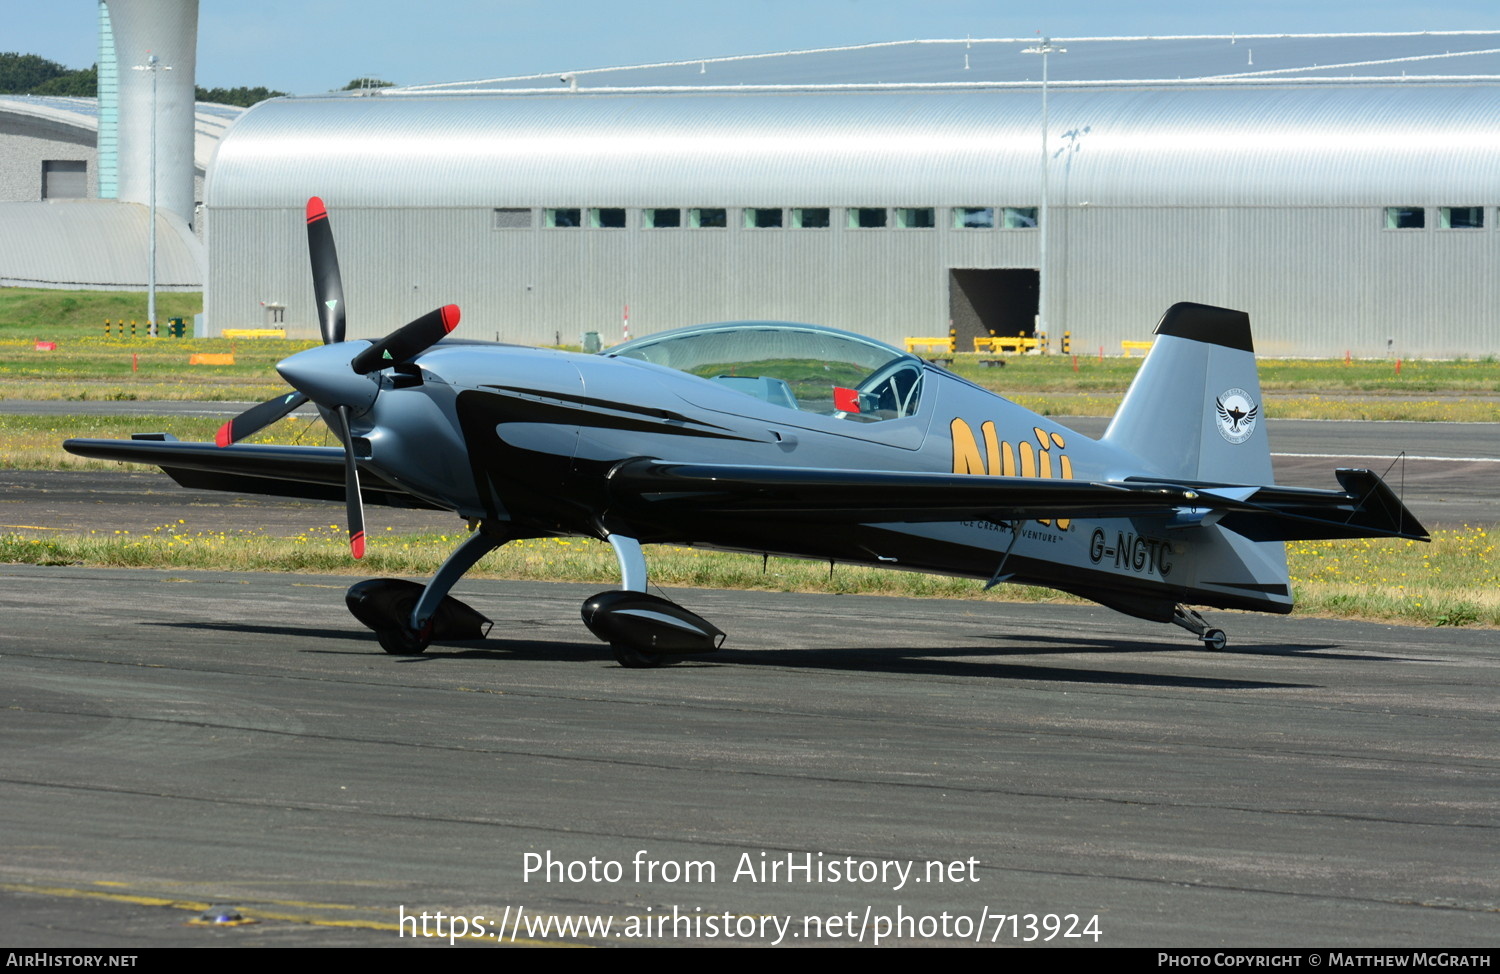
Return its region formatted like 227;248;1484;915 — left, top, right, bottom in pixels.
65;198;1428;666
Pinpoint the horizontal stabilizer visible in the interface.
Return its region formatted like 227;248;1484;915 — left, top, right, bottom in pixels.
1131;468;1429;542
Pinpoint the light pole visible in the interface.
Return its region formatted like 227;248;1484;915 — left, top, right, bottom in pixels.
1023;37;1065;348
132;53;171;336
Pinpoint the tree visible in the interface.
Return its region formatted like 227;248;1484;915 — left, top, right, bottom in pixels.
31;64;97;97
0;52;70;93
195;85;286;108
340;77;395;91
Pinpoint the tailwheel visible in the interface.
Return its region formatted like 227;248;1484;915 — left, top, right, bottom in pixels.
611;642;665;668
1171;604;1228;651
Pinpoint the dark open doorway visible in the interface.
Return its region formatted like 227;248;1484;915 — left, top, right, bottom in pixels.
949;268;1039;345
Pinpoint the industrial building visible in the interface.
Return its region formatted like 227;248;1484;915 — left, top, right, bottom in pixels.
204;33;1500;358
0;0;231;291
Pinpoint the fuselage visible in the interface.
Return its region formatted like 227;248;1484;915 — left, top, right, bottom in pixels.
342;324;1291;618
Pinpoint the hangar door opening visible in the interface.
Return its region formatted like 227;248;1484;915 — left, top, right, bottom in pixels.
948;269;1039;346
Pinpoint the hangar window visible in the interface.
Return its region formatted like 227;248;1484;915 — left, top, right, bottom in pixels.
792;208;830;228
1440;207;1484;229
691;208;727;229
848;207;888;229
954;207;995;229
590;208;627;229
1003;207;1038;229
896;208;935;229
645;208;681;228
492;208;531;229
1384;207;1425;229
744;208;784;229
546;208;582;228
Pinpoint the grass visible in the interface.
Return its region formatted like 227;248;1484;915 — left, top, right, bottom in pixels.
0;334;313;402
952;355;1500;421
0;287;203;338
947;353;1500;395
4;285;1500;416
0;524;1494;628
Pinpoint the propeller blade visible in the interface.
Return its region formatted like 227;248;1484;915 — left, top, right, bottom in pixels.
306;197;346;345
334;405;366;559
214;391;309;447
350;305;460;375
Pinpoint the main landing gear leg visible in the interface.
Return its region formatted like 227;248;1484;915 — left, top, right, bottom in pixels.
580;532;725;668
1171;604;1228;651
345;525;501;655
607;533;648;594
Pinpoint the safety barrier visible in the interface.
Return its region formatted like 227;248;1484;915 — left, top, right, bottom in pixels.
973;336;1042;354
905;337;956;354
103;318;188;337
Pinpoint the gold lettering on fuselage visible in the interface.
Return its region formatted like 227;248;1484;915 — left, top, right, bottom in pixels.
950;418;1072;530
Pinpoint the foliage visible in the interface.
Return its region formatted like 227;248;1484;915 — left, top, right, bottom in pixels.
195;85;286;107
0;52;70;92
2;51;281;105
30;64;96;97
340;77;395;90
0;287;202;333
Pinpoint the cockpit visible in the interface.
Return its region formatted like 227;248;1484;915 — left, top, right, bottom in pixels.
606;321;924;422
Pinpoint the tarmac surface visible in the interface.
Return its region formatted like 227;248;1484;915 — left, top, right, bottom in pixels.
1;413;1496;947
2;567;1496;947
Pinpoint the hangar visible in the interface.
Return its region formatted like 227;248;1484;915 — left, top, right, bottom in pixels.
204;33;1500;358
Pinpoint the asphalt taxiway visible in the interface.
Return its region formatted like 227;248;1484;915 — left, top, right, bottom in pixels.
2;567;1496;947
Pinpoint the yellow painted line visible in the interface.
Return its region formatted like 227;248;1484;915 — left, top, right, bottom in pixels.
0;881;209;912
0;881;587;947
0;524;60;531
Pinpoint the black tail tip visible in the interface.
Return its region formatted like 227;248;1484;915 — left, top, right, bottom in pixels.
1155;303;1253;353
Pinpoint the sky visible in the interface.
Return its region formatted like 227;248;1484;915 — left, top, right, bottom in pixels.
4;0;1498;93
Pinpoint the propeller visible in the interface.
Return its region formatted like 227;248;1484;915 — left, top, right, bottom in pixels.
351;305;460;374
213;196;347;447
214;391;308;448
213;196;461;560
307;196;346;345
334;405;366;559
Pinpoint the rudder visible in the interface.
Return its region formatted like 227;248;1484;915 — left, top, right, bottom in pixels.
1103;303;1272;485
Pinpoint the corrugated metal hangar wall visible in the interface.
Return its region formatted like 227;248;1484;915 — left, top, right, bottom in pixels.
205;81;1500;358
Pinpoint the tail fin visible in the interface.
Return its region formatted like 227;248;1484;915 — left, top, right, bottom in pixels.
1103;303;1272;485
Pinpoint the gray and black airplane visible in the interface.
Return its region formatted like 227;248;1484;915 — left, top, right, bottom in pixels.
65;198;1427;666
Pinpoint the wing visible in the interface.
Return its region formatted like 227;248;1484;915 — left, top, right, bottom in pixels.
62;436;443;510
606;459;1428;542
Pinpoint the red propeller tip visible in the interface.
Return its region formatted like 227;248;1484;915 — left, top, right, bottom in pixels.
306;196;327;224
350;531;366;560
214;421;233;448
440;304;461;333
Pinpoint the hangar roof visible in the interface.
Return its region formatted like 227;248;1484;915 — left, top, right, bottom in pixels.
207;81;1500;210
0;95;243;172
0;200;203;289
407;31;1500;91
